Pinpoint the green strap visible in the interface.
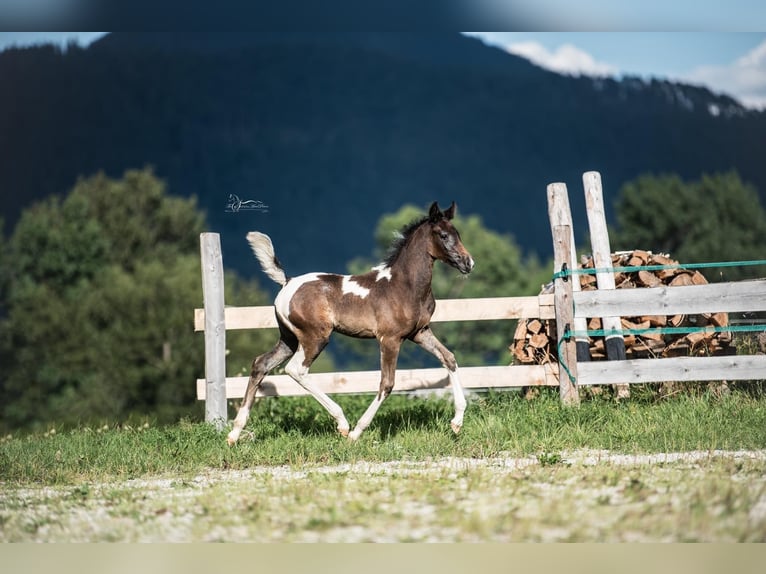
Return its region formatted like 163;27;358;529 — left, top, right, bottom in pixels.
569;323;766;339
557;325;577;384
552;259;766;281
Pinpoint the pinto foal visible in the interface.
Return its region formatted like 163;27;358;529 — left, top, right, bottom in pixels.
227;201;474;445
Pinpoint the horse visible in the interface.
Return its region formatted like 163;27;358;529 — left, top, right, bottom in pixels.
227;201;474;445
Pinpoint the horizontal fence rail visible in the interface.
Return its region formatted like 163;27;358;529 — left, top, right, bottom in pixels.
195;294;558;400
194;279;766;401
196;364;560;400
194;295;556;332
573;279;766;318
578;355;766;386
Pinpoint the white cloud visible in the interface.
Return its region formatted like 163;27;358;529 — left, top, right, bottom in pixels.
505;41;617;77
682;40;766;109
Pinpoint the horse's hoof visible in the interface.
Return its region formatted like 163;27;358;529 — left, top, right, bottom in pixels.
226;432;238;446
347;429;361;441
339;427;349;438
450;421;462;434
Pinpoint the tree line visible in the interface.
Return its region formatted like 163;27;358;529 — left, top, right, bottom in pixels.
1;167;765;431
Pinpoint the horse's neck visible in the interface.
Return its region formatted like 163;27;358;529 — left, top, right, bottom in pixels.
391;229;434;296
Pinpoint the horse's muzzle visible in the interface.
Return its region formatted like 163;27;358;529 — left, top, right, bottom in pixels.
457;255;474;274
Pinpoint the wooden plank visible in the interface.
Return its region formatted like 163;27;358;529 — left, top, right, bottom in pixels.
194;306;278;331
199;233;227;429
196;364;561;400
547;181;590;362
551;221;580;405
194;295;556;331
573;279;766;318
431;296;554;322
578;355;766;385
583;170;628;398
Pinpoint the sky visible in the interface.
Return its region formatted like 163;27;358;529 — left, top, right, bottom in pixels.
2;31;765;109
466;32;766;109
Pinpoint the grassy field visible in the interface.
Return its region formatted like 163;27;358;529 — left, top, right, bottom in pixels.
2;388;766;541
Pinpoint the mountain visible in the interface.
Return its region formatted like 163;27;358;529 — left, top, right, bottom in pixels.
1;32;764;282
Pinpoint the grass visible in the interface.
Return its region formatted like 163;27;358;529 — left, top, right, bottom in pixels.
3;388;766;542
2;388;766;485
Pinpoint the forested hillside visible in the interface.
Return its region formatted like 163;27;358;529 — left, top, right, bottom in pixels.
1;32;765;278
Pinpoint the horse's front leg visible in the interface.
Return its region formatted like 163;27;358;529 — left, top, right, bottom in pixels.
348;336;401;441
411;326;466;433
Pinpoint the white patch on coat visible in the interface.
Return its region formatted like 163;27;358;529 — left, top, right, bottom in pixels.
274;272;323;332
342;275;370;298
372;263;392;282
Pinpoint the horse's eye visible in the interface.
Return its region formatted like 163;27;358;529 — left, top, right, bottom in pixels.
439;231;449;240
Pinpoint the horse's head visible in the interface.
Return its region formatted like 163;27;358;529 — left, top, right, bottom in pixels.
425;201;474;274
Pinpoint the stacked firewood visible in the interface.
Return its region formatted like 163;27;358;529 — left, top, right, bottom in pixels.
511;250;734;364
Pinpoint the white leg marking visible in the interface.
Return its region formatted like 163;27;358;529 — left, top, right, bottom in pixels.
341;275;370;298
348;394;386;441
285;346;350;436
227;402;252;445
448;368;467;434
227;427;242;445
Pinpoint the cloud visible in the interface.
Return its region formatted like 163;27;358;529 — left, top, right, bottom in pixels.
505;41;617;77
682;40;766;109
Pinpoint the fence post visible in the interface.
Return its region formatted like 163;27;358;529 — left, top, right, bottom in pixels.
583;171;629;399
547;183;590;362
552;223;580;405
200;232;227;430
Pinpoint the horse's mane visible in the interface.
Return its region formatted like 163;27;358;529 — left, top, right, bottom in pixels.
382;215;430;268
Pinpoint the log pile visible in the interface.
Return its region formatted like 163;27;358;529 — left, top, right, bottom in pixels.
511;250;734;364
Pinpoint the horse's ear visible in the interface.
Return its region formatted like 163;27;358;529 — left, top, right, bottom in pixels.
443;201;456;220
428;201;442;222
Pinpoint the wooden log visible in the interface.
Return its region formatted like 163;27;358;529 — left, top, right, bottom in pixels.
527;319;544;334
548;182;591;362
628;251;650;266
529;333;549;348
583;171;629;399
638;270;662;287
551;221;580;405
200;233;228;430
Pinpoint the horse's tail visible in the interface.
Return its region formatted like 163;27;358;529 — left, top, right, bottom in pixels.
246;232;288;286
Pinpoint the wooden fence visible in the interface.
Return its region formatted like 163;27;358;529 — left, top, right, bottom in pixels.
195;171;766;425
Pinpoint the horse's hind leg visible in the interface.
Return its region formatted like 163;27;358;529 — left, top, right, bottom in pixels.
285;335;350;437
227;337;295;445
411;326;467;433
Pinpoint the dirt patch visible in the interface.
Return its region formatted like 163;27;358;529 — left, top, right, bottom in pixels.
3;449;766;542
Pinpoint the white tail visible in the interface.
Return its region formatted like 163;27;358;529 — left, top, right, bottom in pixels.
246;232;287;286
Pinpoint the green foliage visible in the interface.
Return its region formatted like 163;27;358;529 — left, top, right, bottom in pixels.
0;168;275;431
611;171;766;281
341;204;550;369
